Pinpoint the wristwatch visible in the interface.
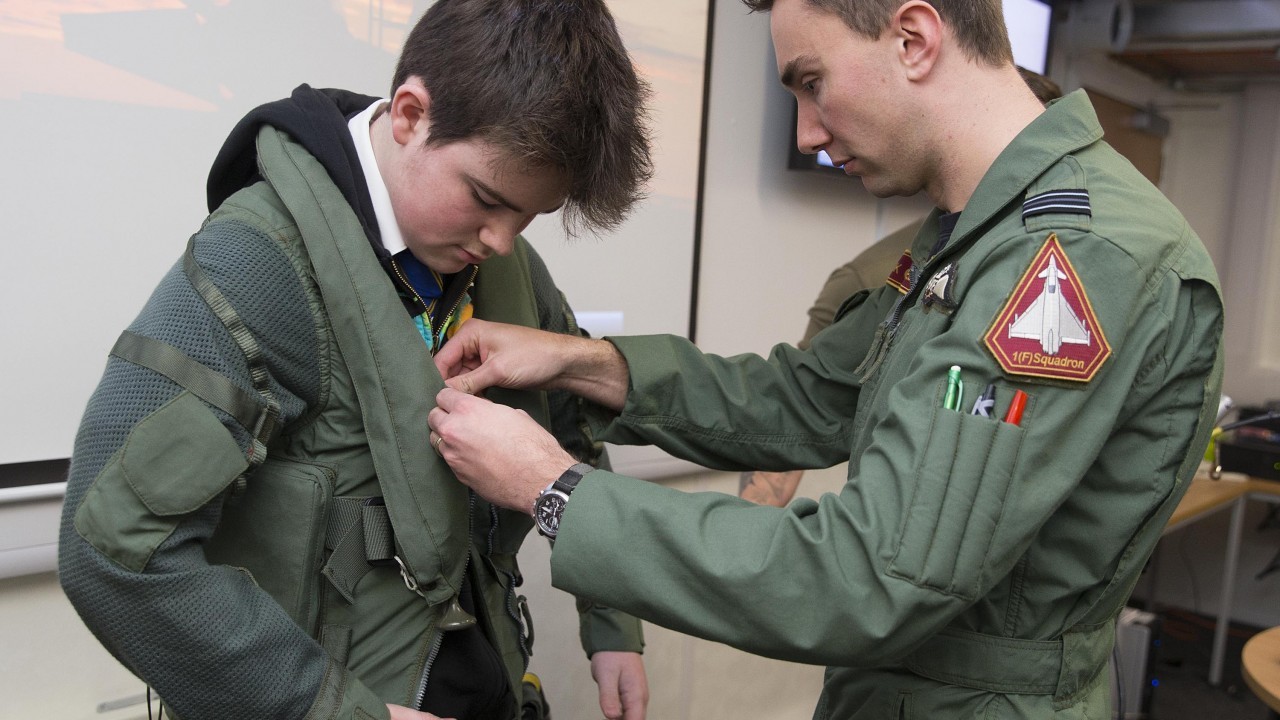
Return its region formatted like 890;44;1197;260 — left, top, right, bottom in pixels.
534;463;593;539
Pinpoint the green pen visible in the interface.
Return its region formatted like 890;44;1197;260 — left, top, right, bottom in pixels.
943;365;964;411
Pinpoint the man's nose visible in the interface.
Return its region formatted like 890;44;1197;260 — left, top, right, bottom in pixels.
796;105;832;156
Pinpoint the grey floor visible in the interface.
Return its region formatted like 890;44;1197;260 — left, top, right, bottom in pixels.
1141;608;1273;720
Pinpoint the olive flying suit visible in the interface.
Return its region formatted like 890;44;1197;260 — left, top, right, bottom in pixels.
549;90;1223;719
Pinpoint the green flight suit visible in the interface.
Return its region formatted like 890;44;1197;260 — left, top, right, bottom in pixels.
549;91;1224;718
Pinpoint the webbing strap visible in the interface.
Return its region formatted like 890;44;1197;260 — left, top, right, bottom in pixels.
182;237;281;458
110;331;262;433
903;621;1114;703
322;498;396;603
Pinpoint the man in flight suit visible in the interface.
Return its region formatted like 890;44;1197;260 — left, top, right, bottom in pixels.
740;66;1062;508
426;0;1224;717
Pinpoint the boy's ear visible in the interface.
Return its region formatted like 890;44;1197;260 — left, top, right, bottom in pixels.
390;77;432;147
894;1;943;82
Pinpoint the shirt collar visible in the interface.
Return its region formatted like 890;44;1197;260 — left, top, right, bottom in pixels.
348;99;406;256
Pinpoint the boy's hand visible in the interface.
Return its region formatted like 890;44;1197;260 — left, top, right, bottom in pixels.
386;704;453;720
591;651;649;720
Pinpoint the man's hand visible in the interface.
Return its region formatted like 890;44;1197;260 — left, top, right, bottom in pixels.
386;704;453;720
428;387;575;513
591;651;649;720
434;319;570;395
434;319;631;410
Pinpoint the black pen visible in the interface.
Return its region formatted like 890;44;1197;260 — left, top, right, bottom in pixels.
970;383;996;418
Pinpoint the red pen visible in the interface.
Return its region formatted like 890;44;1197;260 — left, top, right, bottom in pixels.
1004;390;1027;426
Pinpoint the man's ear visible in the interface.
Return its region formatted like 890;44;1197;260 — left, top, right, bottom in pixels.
389;77;432;147
894;1;943;81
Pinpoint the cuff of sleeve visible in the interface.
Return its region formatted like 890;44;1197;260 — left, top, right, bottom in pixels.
592;335;685;443
577;600;646;656
302;657;390;720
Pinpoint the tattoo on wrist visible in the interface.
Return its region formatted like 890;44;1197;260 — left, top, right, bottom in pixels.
739;471;754;494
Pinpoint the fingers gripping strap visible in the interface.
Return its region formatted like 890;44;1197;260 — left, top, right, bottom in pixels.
182;237;281;457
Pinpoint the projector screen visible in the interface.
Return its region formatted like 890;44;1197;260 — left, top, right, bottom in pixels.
0;1;709;465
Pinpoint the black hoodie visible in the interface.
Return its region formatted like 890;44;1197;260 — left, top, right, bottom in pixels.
206;84;387;263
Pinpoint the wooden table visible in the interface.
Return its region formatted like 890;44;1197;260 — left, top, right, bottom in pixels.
1243;626;1280;715
1161;471;1280;686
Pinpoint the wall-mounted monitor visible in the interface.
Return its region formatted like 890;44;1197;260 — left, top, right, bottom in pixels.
788;0;1054;174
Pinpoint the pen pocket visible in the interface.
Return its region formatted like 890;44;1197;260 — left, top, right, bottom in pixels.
889;407;1024;601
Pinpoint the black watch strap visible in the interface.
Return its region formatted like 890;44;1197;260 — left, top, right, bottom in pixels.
534;463;594;539
553;462;593;494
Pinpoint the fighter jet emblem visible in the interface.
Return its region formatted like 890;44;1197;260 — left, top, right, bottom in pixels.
983;234;1111;383
923;262;959;312
1007;255;1089;355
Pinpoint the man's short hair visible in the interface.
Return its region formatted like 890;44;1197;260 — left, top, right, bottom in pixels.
1016;66;1063;105
742;0;1014;68
393;0;653;236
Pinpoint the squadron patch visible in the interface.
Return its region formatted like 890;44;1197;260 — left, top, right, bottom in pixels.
983;234;1110;383
886;250;913;294
922;262;958;312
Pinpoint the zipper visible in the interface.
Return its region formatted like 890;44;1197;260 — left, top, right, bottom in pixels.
409;491;479;710
854;263;921;383
431;265;479;355
412;632;446;710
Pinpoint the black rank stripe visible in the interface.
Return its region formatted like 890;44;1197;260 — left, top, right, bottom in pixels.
1022;189;1091;219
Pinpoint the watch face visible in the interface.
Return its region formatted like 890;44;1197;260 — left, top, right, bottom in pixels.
535;492;569;536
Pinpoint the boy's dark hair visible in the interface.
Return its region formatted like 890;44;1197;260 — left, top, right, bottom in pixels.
742;0;1013;68
394;0;653;236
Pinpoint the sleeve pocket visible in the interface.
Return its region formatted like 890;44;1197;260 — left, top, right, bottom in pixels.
75;392;249;572
889;407;1024;601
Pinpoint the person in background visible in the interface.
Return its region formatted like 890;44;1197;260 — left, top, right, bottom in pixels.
741;66;1062;507
425;0;1224;716
57;2;652;719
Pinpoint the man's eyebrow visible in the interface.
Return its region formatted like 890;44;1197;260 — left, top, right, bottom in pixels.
780;54;819;89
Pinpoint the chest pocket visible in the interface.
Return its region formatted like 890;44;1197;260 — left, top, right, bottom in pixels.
888;385;1028;601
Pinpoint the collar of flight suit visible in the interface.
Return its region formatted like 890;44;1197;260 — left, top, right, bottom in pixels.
948;90;1104;252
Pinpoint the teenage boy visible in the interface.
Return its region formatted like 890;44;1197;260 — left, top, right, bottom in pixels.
59;2;652;719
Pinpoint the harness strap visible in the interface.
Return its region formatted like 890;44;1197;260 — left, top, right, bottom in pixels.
903;620;1115;706
322;497;396;603
182;236;281;464
111;331;264;432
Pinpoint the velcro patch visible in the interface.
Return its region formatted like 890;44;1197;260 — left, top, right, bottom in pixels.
984;234;1110;383
886;250;913;294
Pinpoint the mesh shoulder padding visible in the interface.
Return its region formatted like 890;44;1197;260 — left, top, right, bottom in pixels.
59;217;330;719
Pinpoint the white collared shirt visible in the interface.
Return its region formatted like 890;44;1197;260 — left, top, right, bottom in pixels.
347;99;406;256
